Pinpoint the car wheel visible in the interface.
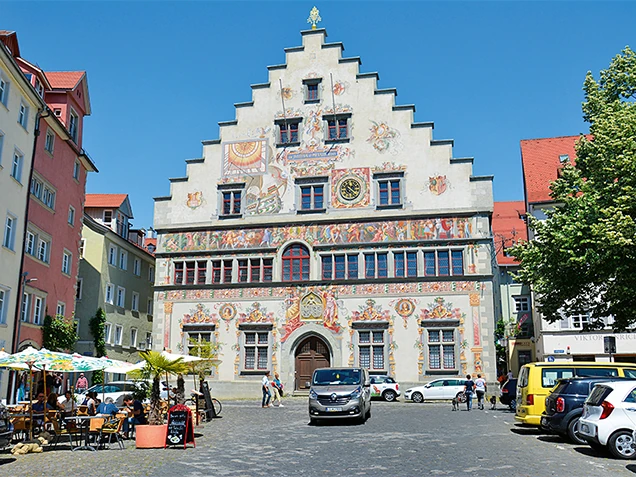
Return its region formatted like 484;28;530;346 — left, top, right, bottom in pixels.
608;430;636;460
383;390;397;402
366;406;371;420
411;392;424;403
456;392;467;404
567;416;587;445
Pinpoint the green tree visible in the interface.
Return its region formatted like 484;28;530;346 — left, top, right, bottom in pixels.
512;47;636;331
89;308;107;385
41;314;78;352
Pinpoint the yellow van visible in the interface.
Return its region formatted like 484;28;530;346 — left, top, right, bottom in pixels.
515;362;636;426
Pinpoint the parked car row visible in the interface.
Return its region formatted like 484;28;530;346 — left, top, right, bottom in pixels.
515;361;636;460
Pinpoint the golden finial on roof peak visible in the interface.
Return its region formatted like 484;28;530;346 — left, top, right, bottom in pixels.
307;6;321;30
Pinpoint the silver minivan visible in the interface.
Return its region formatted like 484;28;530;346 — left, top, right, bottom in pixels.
308;367;371;424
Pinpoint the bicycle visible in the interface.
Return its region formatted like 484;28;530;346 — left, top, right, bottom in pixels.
185;391;222;418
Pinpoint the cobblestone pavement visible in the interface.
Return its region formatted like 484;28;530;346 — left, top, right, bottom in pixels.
1;398;635;477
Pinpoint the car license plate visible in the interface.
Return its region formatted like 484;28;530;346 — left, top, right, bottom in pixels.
325;407;342;412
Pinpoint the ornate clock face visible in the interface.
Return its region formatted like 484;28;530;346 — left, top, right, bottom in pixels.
339;178;362;201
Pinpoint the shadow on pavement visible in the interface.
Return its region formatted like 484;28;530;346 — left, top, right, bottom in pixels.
509;425;544;436
572;446;610;459
308;418;366;427
537;434;565;444
626;464;636;473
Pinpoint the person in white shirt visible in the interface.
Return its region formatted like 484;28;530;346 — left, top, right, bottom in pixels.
474;374;487;410
261;371;272;408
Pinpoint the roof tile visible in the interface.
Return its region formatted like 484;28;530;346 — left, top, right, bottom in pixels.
85;193;128;208
492;201;528;266
45;71;85;90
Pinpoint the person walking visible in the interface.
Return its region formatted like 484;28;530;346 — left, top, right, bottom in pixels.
75;373;89;393
261;371;272;408
464;374;475;411
474;374;487;410
271;372;284;407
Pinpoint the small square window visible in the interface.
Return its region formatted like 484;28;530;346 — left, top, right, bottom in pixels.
277;121;301;145
303;78;322;103
73;159;81;180
220;189;242;217
44;130;55;154
300;184;324;211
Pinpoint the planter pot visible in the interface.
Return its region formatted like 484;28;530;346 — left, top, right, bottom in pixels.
135;424;167;449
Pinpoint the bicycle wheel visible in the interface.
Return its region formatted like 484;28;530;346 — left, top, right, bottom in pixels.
212;398;222;416
184;398;196;407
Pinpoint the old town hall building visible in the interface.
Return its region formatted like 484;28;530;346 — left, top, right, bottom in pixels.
153;26;497;395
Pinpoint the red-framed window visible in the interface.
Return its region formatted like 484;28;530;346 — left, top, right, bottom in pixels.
282;244;310;281
174;262;184;284
306;83;319;101
263;258;273;282
327;118;348;140
223;260;233;283
238;259;249;282
185;261;196;285
222;190;242;216
279;122;299;144
212;260;222;283
197;261;207;284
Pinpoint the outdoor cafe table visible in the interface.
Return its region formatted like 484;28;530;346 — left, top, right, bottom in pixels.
64;415;108;451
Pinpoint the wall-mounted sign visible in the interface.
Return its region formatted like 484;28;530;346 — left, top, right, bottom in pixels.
553;349;565;354
547;356;555;362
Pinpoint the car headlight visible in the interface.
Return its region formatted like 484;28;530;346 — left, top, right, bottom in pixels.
350;386;362;399
309;389;318;400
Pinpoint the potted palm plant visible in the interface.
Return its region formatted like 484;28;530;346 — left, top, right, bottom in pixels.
131;350;189;448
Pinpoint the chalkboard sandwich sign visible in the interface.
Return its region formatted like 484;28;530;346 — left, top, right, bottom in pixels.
165;404;196;449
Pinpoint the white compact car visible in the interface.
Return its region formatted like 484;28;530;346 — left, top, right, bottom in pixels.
404;378;467;403
578;380;636;459
369;375;401;402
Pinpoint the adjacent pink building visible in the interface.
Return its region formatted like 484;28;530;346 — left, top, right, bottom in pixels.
14;58;97;350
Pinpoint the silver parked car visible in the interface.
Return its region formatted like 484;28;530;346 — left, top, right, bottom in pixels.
308;367;371;424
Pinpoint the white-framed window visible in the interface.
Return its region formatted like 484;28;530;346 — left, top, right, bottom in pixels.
41;185;56;209
104;322;112;344
79;238;86;258
73;159;81;180
108;245;117;266
242;328;271;371
33;296;44;325
514;296;531;313
30;177;42;199
363;252;389;279
322;253;359;280
25;230;35;255
68;206;75;226
119;250;127;270
116;286;125;308
147;298;153;316
131;292;139;312
20;293;30;322
37;238;50;263
426;329;457;371
148;265;155;282
145;332;152;349
62;250;72;275
76;278;83;301
44;130;55;154
114;325;123;345
562;312;591;330
423;249;464;277
185;326;215;356
0;131;4;167
133;258;141;276
357;328;386;371
18;101;29;129
56;301;66;317
69;108;79;143
130;328;138;349
3;214;17;250
0;287;8;324
103;210;113;226
11;150;23;182
53;108;61;118
0;75;8;106
34;78;44;98
374;173;404;208
105;283;114;305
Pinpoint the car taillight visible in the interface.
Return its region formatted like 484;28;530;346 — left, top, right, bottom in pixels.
600;401;614;420
556;397;565;413
396;384;399;391
526;394;534;406
502;388;509;393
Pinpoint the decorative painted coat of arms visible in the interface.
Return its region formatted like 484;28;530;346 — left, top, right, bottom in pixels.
428;175;448;195
186;191;203;209
182;304;218;325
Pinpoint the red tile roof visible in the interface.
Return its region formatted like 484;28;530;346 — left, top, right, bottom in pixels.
520;135;591;204
85;194;128;208
492;201;528;266
45;71;85;90
144;238;157;256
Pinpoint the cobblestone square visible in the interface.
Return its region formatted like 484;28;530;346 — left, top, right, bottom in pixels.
1;398;634;477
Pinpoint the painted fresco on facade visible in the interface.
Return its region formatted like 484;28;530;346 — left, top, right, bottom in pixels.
332;80;347;96
161;217;476;253
157;281;481;303
367;121;402;154
237;302;276;324
279;87;294;100
371;162;407;173
331;168;370;208
182;303;219;325
215;303;239;331
222;139;268;176
280;288;342;342
244;164;288;215
428;175;448;196
186;191;203;209
391;297;418;328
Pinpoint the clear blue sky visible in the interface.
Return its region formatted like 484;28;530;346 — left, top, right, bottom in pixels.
3;1;635;229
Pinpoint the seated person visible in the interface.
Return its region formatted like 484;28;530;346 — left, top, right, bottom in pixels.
122;394;147;438
31;393;52;426
81;391;98;416
59;390;76;416
96;397;119;416
47;392;64;412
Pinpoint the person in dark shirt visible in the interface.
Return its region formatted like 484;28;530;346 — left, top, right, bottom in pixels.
96;397;119;416
122;394;147;438
464;374;475;411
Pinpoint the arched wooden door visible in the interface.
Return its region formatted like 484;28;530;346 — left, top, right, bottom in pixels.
295;336;330;390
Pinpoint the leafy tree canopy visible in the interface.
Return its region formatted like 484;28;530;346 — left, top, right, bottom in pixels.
42;315;78;352
512;47;636;331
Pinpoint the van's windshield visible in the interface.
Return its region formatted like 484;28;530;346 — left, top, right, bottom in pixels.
313;369;362;386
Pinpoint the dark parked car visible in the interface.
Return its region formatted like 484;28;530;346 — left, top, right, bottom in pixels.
0;404;12;448
499;378;517;410
541;376;631;444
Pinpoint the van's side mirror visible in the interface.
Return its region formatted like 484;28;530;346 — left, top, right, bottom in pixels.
424;384;431;388
363;381;370;388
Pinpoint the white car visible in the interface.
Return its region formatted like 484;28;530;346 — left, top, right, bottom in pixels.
369;375;401;402
578;380;636;459
404;378;467;403
75;380;168;406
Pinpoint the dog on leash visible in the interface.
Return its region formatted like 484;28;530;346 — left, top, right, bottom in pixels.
489;395;497;410
451;396;459;411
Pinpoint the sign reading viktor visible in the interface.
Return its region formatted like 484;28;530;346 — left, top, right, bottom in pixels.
300;292;324;321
